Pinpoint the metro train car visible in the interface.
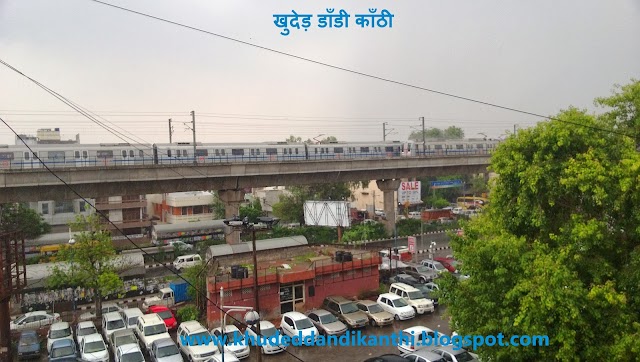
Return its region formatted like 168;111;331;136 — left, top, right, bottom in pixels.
0;139;501;170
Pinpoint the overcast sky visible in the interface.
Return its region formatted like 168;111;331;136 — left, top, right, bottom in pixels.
1;0;639;145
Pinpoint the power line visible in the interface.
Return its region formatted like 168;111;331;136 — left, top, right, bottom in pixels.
83;0;635;140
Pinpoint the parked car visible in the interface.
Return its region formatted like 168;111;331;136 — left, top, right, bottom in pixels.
356;300;394;327
109;328;139;357
321;296;369;329
148;305;178;330
397;326;436;354
211;324;250;359
149;337;183;362
376;293;415;321
76;321;99;345
206;354;240;362
419;260;448;275
169;240;194;250
422;282;440;293
404;264;439;283
389;283;435;314
279;311;319;345
245;321;287;355
389;273;421;287
78;333;109;362
48;338;78;362
306;309;348;335
79;302;123;321
177;320;218;361
120;307;144;330
115;343;145;362
412;284;439;306
401;349;447;362
173;254;202;271
433;257;458;273
430;345;479;362
17;330;41;360
10;311;60;331
364;354;411;362
102;311;127;341
47;321;73;353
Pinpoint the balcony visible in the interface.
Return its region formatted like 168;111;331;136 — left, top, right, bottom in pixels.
95;200;147;210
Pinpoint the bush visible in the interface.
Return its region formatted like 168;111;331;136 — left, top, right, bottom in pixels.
176;305;199;322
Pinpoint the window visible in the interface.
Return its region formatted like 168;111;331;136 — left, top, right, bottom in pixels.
130;150;135;157
54;200;74;214
182;150;187;157
385;146;394;152
122;150;127;158
295;148;299;154
334;147;343;153
48;151;65;160
167;150;172;157
256;149;260;155
320;148;324;154
139;150;144;157
266;148;278;155
456;144;464;150
215;149;220;156
360;147;369;153
434;144;443;150
182;207;189;215
193;205;204;214
250;149;255;156
232;149;244;156
221;149;226;155
42;203;49;215
0;152;14;160
314;148;317;154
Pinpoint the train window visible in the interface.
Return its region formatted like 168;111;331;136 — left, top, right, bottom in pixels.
314;148;318;154
232;149;244;156
256;149;260;155
130;150;135;157
221;149;226;155
122;150;127;158
215;149;220;156
182;150;188;157
385;146;394;152
97;150;114;158
48;151;65;160
0;152;14;160
434;145;443;150
295;148;299;154
456;144;464;150
360;147;369;153
74;151;80;159
83;151;88;158
320;148;324;154
334;147;343;153
196;149;208;157
167;149;172;157
266;148;277;155
250;149;255;156
25;152;31;160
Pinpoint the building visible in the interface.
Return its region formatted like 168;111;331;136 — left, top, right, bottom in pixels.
252;186;289;216
350;180;398;215
16;128;80;145
28;199;94;232
206;237;381;326
147;192;215;223
94;195;149;240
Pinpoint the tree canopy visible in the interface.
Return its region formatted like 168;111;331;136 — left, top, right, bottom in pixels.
409;126;465;142
443;80;640;361
0;203;50;239
272;184;353;224
48;214;123;321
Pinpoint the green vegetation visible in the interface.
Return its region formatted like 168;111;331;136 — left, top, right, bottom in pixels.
47;213;123;322
408;126;465;141
272;184;352;225
239;199;263;224
176;305;199;322
182;264;208;313
442;79;640;361
342;222;387;242
254;225;338;244
0;203;51;238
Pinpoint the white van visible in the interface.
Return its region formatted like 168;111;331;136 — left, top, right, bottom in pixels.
173;254;202;271
120;308;143;330
389;283;435;314
408;211;421;220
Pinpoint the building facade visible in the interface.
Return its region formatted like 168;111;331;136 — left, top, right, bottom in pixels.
147;191;215;223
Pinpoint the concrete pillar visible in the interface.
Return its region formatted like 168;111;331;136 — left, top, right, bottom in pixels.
376;179;401;236
218;189;246;245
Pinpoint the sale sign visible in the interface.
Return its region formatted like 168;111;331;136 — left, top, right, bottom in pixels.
398;181;421;204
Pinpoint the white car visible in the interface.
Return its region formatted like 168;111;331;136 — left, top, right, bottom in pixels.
102;311;127;341
109;328;139;357
47;321;74;353
206;354;240;362
135;313;171;351
431;345;479;362
173;254;202;271
177;320;218;361
397;326;436;354
79;333;109;362
279;311;319;346
211;324;250;359
169;240;194;250
377;293;416;321
10;311;60;331
245;321;287;355
115;343;145;362
76;321;99;345
420;260;449;275
79;302;123;321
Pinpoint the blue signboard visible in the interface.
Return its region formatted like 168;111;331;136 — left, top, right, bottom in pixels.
430;179;463;189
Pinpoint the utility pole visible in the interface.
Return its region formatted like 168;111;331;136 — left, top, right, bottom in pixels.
420;116;425;145
168;119;173;143
514;124;517;136
383;122;387;141
251;228;262;362
191;111;197;165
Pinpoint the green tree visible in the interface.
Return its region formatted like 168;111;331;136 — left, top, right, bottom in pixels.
395;218;422;236
445;93;640;361
285;135;302;143
443;126;465;139
272;184;353;224
342;223;387;242
48;214;123;322
409;126;465;142
209;193;226;219
0;203;51;238
594;79;640;134
239;199;263;223
183;263;207;313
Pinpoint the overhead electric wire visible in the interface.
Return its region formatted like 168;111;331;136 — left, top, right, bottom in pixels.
82;0;635;140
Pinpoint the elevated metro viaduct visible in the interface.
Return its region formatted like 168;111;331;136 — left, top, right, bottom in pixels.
0;156;490;243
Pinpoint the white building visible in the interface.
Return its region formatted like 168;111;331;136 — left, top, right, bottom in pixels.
252;186;289;216
147;191;215;223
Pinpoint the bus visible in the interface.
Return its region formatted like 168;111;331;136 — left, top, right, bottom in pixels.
456;196;489;210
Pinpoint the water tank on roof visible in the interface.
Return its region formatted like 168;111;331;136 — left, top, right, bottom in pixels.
335;251;344;262
343;252;353;262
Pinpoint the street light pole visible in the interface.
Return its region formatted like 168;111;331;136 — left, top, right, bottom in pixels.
251;227;262;362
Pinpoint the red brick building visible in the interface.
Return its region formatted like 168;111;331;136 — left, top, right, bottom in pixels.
206;244;381;327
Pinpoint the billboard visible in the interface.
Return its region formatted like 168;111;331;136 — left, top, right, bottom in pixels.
430;179;463;189
398;181;421;204
304;201;351;227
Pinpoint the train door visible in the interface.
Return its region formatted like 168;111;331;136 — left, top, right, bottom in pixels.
23;151;41;169
121;149;136;166
74;150;89;167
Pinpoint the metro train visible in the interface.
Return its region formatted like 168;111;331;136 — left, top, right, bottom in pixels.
0;139;501;170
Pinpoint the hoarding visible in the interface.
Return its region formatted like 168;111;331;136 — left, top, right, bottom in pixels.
408;236;416;254
430;179;463;189
304;201;351;227
398;181;421;204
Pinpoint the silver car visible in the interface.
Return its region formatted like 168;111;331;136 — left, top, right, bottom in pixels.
150;337;183;362
356;300;394;327
306;309;348;336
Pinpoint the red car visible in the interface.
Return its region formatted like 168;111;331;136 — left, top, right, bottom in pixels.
434;257;459;273
148;305;177;330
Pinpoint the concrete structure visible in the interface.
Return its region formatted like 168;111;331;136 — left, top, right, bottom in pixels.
94;195;148;238
206;242;381;326
27;199;94;230
147;191;215;223
252;186;288;216
350;180;397;216
16;128;80;145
